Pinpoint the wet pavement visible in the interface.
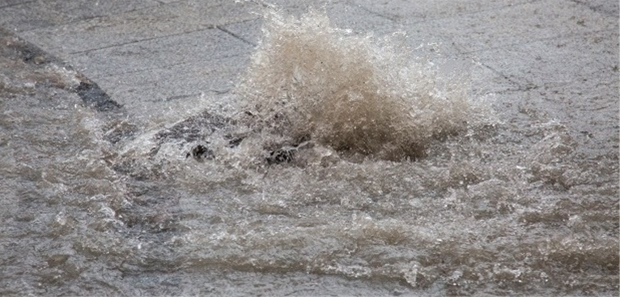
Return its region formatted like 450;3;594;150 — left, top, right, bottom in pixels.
1;0;618;296
1;0;617;130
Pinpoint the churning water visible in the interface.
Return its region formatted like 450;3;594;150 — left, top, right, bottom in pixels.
1;8;618;296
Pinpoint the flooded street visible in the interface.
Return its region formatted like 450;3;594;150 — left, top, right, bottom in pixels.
1;3;618;296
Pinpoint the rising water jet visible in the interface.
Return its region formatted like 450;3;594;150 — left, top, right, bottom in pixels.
237;8;486;162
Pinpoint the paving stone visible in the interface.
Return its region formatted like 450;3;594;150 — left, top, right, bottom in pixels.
18;1;256;55
0;0;157;32
220;1;397;47
417;0;617;54
570;0;619;17
467;29;618;88
96;54;248;106
350;0;534;22
219;19;262;47
0;3;68;32
0;0;32;9
67;28;253;79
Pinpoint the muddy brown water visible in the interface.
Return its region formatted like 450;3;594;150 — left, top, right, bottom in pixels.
1;11;618;296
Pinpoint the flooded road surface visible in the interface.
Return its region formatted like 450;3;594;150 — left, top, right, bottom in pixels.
1;10;618;296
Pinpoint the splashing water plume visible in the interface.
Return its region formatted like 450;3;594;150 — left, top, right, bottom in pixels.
238;9;487;161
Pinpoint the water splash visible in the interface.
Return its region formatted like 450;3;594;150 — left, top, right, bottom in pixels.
237;8;489;161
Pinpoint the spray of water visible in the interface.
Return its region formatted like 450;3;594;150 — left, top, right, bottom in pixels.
237;8;487;161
